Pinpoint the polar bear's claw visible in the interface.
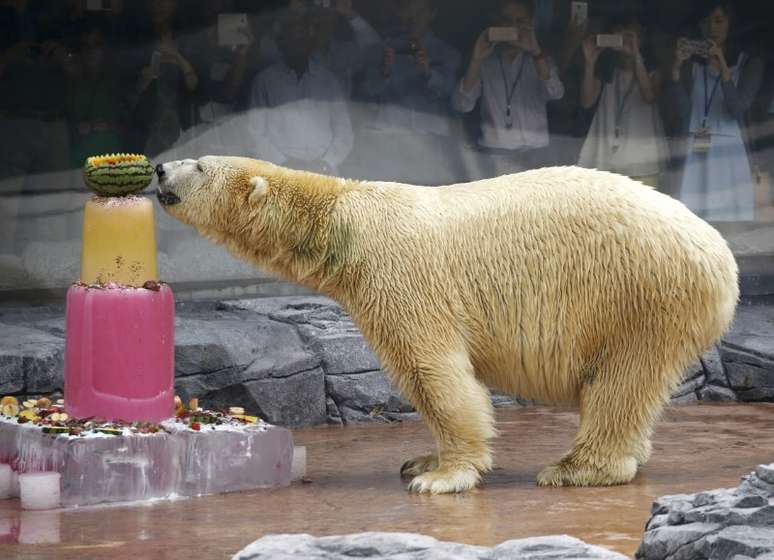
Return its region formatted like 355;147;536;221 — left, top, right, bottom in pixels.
400;454;439;478
407;466;480;494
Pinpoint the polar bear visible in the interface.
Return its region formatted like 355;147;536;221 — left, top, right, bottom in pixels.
155;157;738;494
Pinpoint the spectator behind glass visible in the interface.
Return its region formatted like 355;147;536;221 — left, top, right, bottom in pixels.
180;0;259;155
0;0;73;254
65;16;124;167
0;0;71;184
247;7;353;175
452;0;564;176
350;0;461;185
310;0;381;97
260;1;381;98
129;0;199;158
663;2;763;221
577;14;668;188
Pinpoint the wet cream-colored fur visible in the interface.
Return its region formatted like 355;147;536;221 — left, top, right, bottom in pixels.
157;156;739;494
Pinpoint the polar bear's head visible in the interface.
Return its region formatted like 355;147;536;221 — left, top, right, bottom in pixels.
155;156;273;228
155;155;348;277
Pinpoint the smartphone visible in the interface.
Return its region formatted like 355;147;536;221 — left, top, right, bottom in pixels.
488;27;519;43
570;1;588;26
596;34;623;49
678;38;712;58
150;50;160;78
86;0;109;11
217;13;250;47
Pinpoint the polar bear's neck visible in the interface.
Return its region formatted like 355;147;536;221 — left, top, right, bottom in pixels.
236;168;361;299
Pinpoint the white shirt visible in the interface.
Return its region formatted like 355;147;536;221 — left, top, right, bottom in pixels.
453;50;564;150
248;60;353;170
577;69;668;178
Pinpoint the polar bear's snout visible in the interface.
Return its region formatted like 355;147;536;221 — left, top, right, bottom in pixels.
155;159;196;206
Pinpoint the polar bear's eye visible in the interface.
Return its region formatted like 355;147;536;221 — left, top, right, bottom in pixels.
196;162;204;173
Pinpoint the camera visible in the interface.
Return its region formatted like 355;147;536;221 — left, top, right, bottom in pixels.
395;39;420;55
596;34;623;49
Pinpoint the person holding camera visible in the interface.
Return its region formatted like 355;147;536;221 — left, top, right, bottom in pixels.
129;0;199;158
451;0;564;177
351;0;461;185
0;0;74;255
663;2;763;221
0;0;72;180
247;7;353;176
576;14;668;188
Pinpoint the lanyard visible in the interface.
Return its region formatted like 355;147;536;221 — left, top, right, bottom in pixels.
498;52;527;129
614;70;637;139
702;64;722;128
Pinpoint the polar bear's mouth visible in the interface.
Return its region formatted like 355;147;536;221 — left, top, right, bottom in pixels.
156;187;181;206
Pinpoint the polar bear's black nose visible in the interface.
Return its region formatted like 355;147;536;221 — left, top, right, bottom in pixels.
155;164;165;179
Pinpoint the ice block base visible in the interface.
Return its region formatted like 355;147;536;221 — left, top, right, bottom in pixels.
0;418;293;508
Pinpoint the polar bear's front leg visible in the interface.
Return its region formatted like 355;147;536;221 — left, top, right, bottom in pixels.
388;349;496;494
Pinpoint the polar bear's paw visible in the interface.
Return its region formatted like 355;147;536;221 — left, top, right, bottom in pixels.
400;454;439;478
407;465;480;494
536;456;638;487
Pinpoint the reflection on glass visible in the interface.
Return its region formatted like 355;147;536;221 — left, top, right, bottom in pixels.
0;0;772;299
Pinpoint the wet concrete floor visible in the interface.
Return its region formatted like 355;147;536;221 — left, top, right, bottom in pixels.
2;403;773;559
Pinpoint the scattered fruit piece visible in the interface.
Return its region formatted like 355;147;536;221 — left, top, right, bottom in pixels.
96;427;122;436
188;398;199;411
1;402;19;417
0;396;18;406
36;397;52;408
190;422;201;431
19;409;39;422
48;412;69;423
22;400;37;409
232;414;258;424
228;406;245;416
42;426;70;434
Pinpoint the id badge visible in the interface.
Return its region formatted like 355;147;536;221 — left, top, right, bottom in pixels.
693;127;712;153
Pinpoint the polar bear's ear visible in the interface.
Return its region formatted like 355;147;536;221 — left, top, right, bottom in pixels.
249;176;269;203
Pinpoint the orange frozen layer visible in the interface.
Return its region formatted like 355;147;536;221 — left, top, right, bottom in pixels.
80;196;158;286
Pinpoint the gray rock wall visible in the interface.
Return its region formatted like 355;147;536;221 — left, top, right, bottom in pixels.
0;297;771;427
